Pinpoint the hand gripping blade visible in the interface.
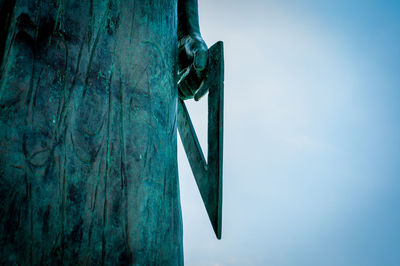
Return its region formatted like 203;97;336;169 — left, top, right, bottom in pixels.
177;41;224;239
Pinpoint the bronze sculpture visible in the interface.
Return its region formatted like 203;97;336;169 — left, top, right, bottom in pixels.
0;0;223;264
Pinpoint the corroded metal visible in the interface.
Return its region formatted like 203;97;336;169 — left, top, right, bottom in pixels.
178;41;224;239
0;1;181;265
0;0;216;264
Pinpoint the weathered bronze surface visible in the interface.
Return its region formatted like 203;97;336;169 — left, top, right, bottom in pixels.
177;41;224;239
0;0;214;264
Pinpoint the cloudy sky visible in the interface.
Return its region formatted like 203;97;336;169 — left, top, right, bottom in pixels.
177;1;400;265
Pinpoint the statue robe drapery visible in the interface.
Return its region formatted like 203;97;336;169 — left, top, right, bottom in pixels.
0;1;182;264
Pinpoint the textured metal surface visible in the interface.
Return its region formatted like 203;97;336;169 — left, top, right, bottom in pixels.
178;41;224;239
0;1;182;265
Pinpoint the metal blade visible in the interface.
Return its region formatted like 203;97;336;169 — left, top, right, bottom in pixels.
177;41;224;239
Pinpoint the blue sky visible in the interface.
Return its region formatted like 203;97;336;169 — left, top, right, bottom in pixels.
178;1;400;265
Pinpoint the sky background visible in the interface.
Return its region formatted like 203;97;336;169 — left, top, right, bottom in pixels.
177;1;400;265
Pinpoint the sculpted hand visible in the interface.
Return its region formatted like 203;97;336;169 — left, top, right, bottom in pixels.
178;34;208;99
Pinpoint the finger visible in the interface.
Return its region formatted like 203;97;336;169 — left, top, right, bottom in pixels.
194;80;208;101
193;49;208;71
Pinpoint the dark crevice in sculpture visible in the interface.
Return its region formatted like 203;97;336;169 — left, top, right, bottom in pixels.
0;0;16;75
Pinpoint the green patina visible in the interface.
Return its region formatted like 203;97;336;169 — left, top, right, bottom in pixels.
0;0;222;265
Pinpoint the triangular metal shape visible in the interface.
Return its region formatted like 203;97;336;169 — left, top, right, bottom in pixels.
177;41;224;239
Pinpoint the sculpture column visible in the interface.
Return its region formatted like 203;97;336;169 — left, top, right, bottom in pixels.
0;1;185;264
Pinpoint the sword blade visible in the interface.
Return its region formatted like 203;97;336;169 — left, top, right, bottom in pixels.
177;41;224;239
